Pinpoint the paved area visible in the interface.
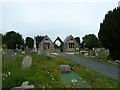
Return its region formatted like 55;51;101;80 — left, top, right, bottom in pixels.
58;52;120;82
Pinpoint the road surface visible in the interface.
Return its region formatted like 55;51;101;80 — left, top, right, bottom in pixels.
58;52;120;82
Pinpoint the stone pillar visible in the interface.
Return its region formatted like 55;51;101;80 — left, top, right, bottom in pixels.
33;36;37;52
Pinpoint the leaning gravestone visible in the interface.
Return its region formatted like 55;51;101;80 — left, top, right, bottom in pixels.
11;81;34;90
43;50;52;58
37;50;42;55
95;52;99;57
21;56;32;68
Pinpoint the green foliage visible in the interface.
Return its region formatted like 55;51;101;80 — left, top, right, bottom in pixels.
0;33;2;45
25;37;34;49
2;53;119;88
36;35;44;49
2;31;24;49
75;37;81;45
82;34;101;49
54;44;61;49
2;44;7;49
98;7;120;60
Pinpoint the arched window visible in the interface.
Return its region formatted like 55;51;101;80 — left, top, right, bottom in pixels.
68;42;75;48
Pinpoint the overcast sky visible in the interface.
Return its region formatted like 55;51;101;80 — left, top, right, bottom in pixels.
0;0;118;41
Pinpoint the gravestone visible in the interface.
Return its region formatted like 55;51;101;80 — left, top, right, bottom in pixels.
4;53;15;61
59;65;71;73
21;56;32;68
45;50;52;57
95;52;99;57
43;50;52;57
84;52;88;56
37;50;42;55
11;81;34;90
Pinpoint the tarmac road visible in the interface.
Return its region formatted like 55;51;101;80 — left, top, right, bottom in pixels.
58;52;120;82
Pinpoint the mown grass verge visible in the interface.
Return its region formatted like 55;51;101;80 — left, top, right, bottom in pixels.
75;53;119;67
2;52;120;88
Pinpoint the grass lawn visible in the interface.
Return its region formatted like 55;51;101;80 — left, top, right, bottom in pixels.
75;53;119;67
2;52;120;88
0;52;2;90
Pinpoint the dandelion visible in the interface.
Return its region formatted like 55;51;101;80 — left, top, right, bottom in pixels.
51;76;53;77
8;71;11;75
87;69;89;72
43;85;45;88
6;75;8;77
52;78;54;80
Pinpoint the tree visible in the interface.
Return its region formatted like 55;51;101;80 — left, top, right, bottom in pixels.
0;33;3;45
25;37;34;49
82;34;101;49
36;35;44;49
2;44;7;49
98;7;120;60
75;37;81;45
3;31;24;49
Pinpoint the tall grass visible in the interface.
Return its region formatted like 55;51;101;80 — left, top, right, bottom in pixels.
2;52;120;88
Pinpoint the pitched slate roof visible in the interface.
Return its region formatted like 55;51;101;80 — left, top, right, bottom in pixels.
63;35;79;44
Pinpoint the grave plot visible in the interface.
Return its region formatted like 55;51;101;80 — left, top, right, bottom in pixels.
59;65;90;88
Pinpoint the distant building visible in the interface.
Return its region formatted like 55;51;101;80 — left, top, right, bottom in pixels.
38;35;79;52
38;35;55;52
63;35;79;52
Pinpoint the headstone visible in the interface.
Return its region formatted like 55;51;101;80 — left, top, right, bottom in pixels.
21;51;25;54
44;50;52;57
115;60;120;63
95;52;99;57
45;51;52;57
11;81;34;90
37;50;42;55
21;56;32;68
84;52;88;56
4;54;14;61
59;65;71;73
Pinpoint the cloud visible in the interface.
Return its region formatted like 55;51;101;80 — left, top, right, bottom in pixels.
1;2;117;41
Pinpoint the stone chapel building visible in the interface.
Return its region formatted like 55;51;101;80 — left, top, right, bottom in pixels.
38;35;79;52
38;35;54;52
63;35;79;52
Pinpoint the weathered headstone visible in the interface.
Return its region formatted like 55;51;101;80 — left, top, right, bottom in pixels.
43;50;52;57
11;81;34;90
37;50;42;55
59;65;71;73
21;56;32;68
95;52;99;57
45;50;52;57
84;52;88;56
21;51;25;54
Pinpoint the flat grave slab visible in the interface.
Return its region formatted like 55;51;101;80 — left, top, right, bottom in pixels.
60;71;90;88
59;65;90;88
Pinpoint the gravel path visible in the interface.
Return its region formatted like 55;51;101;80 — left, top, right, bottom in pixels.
58;52;120;82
